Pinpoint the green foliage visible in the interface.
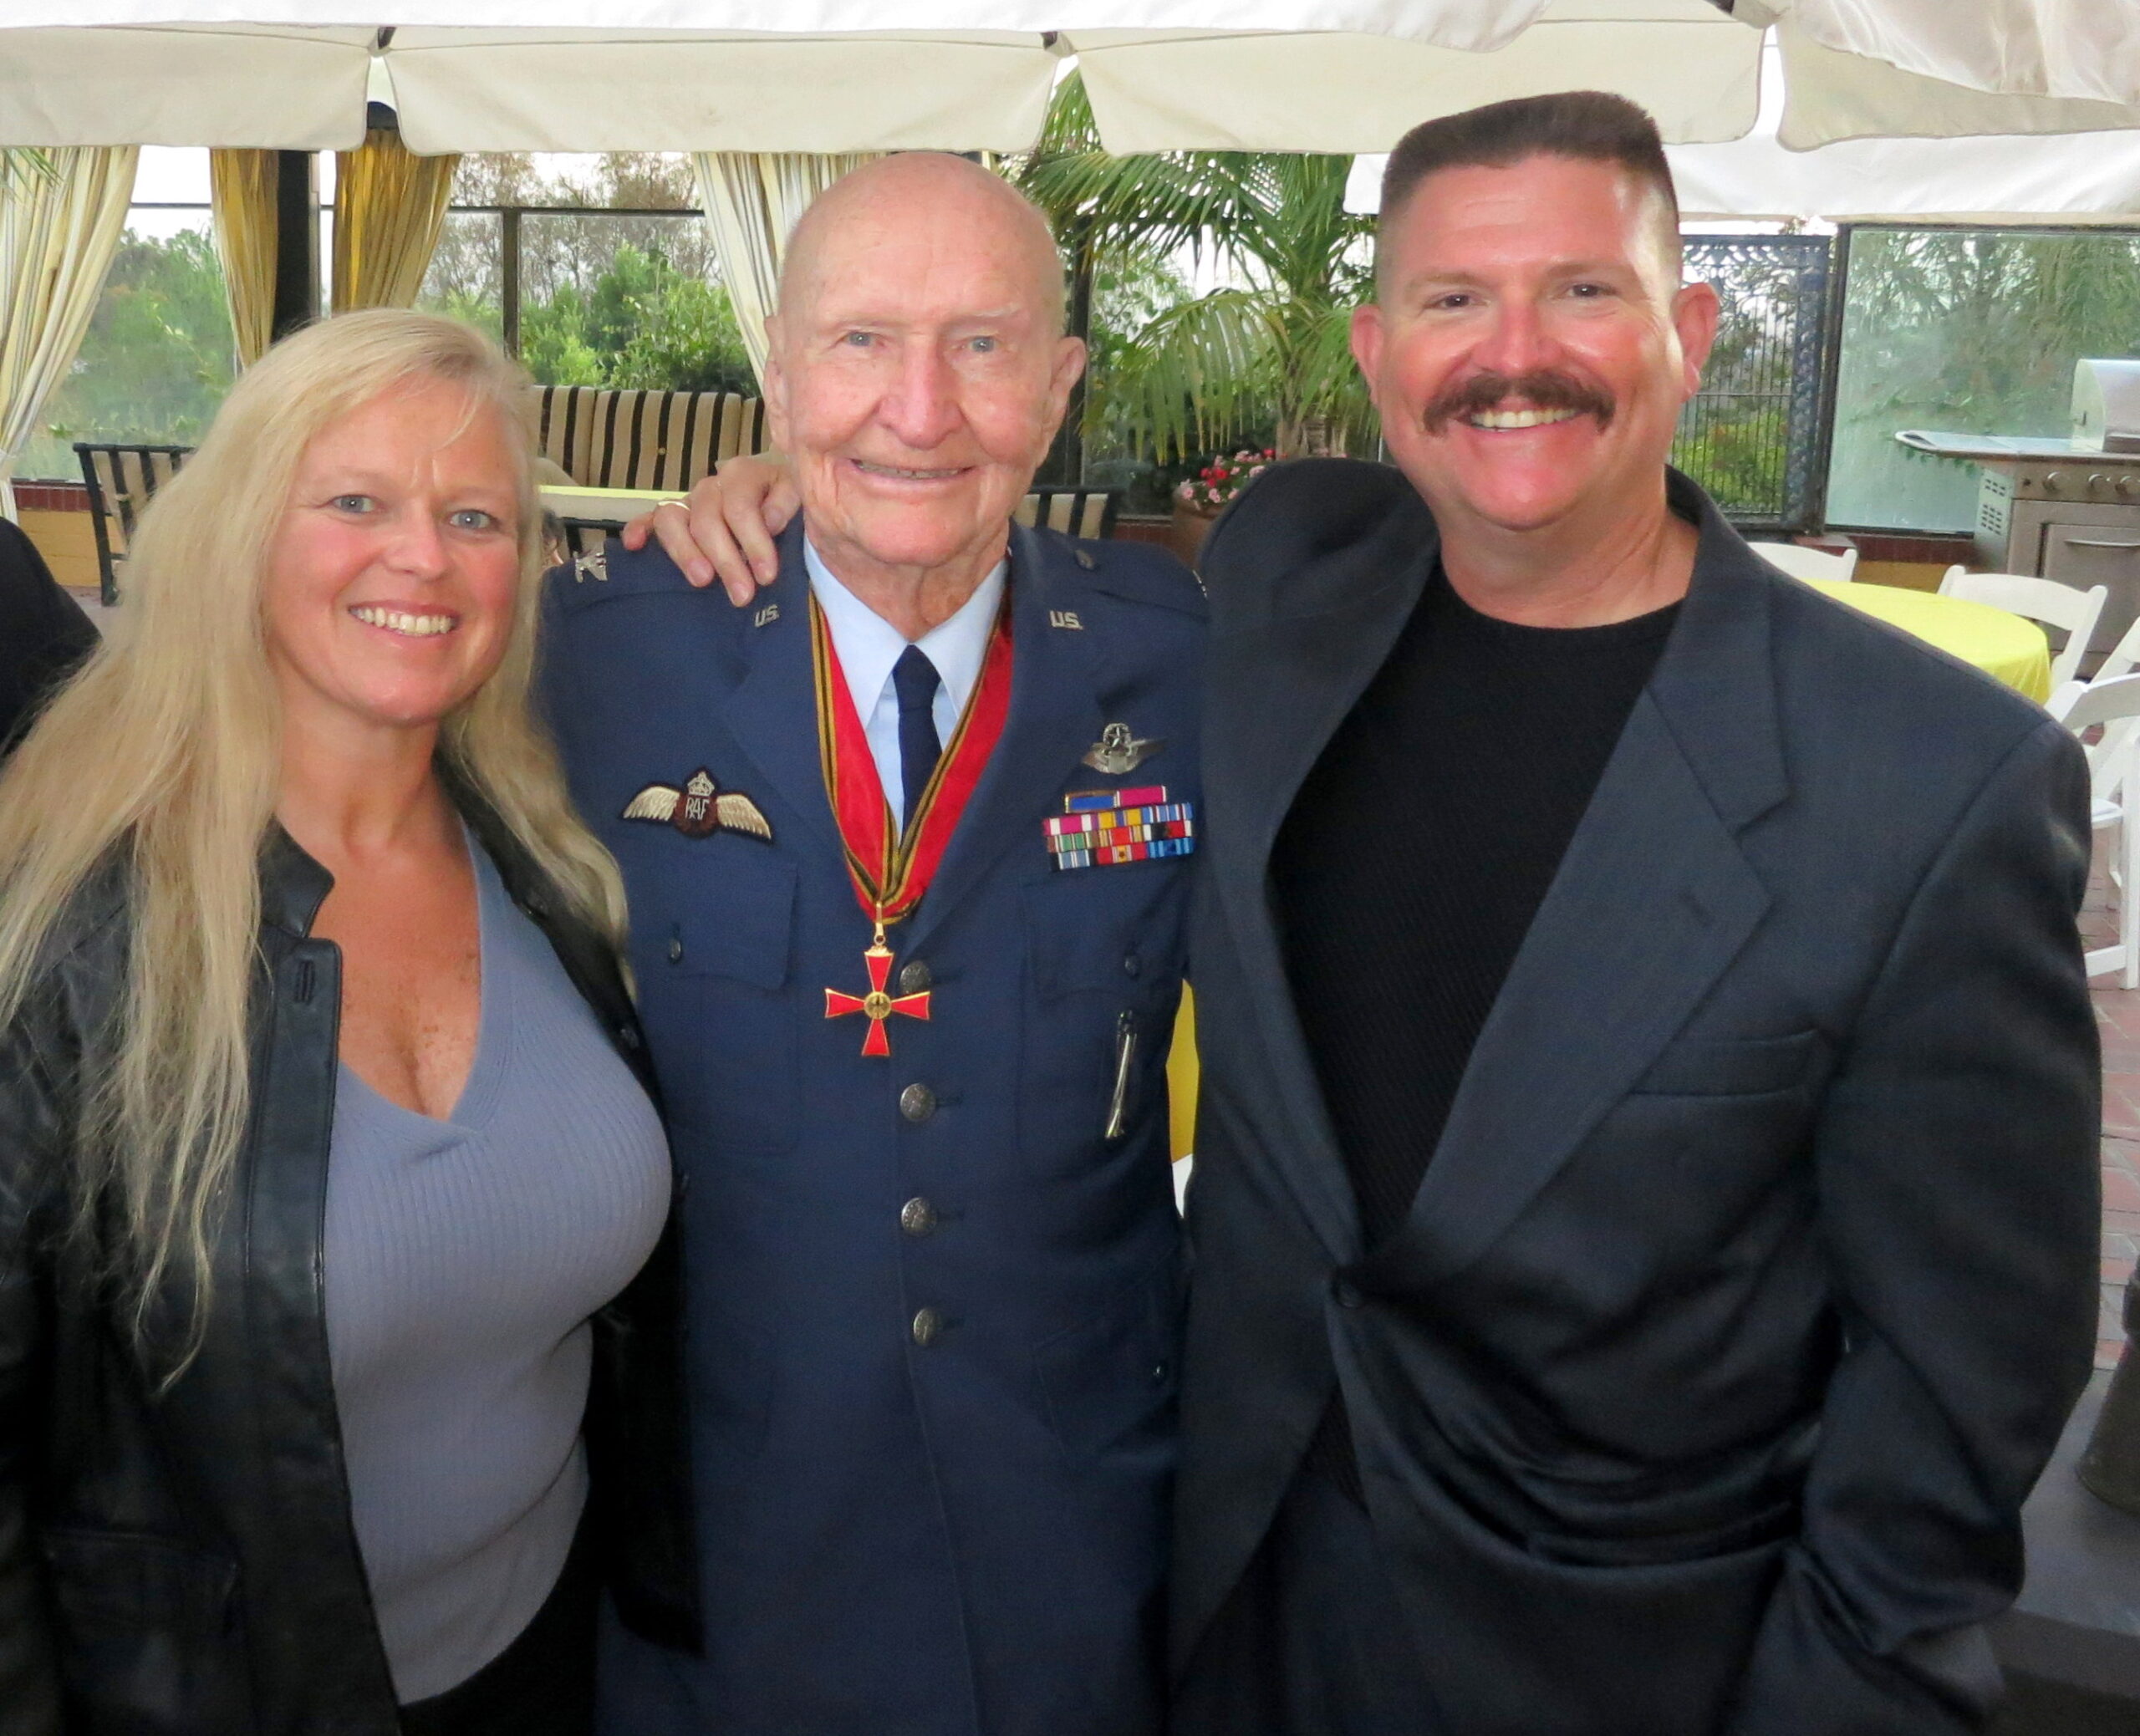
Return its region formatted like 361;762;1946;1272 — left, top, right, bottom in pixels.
1667;242;1812;521
19;225;235;481
1020;72;1375;461
423;228;753;397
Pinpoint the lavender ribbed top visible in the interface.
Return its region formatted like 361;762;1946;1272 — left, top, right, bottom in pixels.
323;841;670;1703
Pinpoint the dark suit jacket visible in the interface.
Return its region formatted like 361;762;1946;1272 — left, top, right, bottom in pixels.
1173;461;2101;1734
0;519;95;752
541;521;1203;1736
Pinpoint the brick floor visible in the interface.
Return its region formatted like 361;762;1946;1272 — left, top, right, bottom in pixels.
2082;841;2137;1369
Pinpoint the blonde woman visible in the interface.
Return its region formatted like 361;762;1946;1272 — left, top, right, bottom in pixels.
0;312;698;1736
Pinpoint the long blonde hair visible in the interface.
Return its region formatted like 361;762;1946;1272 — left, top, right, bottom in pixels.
0;309;627;1353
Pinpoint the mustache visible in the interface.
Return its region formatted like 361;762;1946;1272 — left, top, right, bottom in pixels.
1420;370;1616;434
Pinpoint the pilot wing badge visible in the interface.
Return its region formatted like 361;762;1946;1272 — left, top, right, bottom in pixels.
1082;721;1164;776
621;767;773;842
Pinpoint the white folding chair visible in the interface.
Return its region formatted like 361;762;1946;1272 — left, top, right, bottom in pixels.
1939;568;2108;691
2061;674;2140;987
1747;542;1857;583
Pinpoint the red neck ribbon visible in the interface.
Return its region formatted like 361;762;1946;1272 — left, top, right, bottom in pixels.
809;592;1015;939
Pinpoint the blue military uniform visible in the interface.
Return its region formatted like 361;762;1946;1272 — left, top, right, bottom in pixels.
539;517;1204;1736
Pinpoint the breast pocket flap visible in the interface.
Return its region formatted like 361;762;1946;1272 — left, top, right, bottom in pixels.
1632;1028;1820;1097
650;853;796;990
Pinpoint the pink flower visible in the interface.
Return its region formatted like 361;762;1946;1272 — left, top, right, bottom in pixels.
1206;486;1222;504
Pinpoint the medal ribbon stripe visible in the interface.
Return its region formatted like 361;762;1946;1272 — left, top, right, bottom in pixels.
1042;783;1197;873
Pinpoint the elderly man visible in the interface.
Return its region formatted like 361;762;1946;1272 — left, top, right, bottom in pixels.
538;154;1202;1736
1168;93;2099;1735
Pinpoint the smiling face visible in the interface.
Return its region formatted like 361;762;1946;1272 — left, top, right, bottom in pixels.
262;377;524;753
764;155;1085;590
1352;152;1718;543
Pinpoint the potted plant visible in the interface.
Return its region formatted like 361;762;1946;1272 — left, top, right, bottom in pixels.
1171;448;1274;563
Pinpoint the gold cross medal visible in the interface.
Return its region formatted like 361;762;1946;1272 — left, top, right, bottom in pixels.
824;929;931;1057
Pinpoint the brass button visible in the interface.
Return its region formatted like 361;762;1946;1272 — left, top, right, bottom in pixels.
667;936;684;963
899;1083;938;1123
911;1306;945;1347
900;1197;939;1237
898;960;933;995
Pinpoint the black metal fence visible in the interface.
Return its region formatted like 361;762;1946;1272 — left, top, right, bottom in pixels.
1674;234;1837;532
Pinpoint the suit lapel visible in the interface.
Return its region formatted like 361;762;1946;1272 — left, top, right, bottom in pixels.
1204;524;1439;1265
1364;496;1790;1290
904;524;1104;956
721;523;843;858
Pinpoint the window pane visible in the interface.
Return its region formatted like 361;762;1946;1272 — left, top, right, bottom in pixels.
518;211;751;393
1827;227;2140;532
417;209;506;345
18;213;232;482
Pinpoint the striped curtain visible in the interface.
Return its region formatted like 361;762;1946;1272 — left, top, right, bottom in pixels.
332;129;458;314
209;149;279;367
690;152;879;389
0;145;137;520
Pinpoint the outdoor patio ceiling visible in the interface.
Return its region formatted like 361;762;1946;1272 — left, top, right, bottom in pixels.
0;0;2132;158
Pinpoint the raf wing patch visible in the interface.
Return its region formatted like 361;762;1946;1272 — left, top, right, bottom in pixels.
621;767;773;842
1083;721;1163;776
573;544;608;583
1045;786;1195;871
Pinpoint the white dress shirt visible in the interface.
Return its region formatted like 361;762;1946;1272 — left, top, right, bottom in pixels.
804;536;1007;829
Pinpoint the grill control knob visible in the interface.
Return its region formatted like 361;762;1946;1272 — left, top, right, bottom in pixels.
2093;474;2116;495
2043;471;2068;494
2121;475;2140;499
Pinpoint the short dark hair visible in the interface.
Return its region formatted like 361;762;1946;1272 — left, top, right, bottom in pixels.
1376;91;1679;280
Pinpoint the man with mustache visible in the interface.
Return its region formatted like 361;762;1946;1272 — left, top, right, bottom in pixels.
1169;92;2097;1733
643;96;2098;1733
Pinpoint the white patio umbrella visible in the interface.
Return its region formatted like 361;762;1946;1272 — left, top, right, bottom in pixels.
0;0;2132;154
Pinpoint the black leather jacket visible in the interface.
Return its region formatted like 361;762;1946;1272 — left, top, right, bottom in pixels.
0;797;701;1734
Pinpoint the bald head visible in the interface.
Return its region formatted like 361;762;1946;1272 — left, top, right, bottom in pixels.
777;153;1067;338
759;150;1087;616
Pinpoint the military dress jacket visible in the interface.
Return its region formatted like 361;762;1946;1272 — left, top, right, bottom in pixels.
1171;461;2100;1736
539;518;1205;1736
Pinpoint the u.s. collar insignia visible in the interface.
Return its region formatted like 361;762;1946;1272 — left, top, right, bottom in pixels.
620;767;772;842
1083;721;1163;776
573;545;607;583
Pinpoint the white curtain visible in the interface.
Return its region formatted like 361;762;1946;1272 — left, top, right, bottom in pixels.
691;152;880;390
0;145;138;519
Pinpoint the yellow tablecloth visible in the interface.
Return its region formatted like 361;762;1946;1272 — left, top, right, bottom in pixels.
1805;579;2052;702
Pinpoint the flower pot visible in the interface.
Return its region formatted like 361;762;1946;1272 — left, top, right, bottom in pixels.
1170;499;1222;569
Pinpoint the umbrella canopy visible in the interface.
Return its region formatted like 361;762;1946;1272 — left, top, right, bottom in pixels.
1344;28;2140;223
1741;0;2140;110
0;0;2132;154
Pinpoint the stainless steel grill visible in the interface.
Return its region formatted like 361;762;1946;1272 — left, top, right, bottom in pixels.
1897;431;2140;667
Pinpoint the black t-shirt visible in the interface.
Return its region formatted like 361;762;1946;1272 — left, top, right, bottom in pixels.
1272;562;1679;1502
1272;563;1679;1250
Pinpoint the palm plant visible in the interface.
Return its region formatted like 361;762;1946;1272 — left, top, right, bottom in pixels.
2;148;56;190
1019;74;1376;464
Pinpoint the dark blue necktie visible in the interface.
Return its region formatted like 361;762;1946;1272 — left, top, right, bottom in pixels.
892;644;943;832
